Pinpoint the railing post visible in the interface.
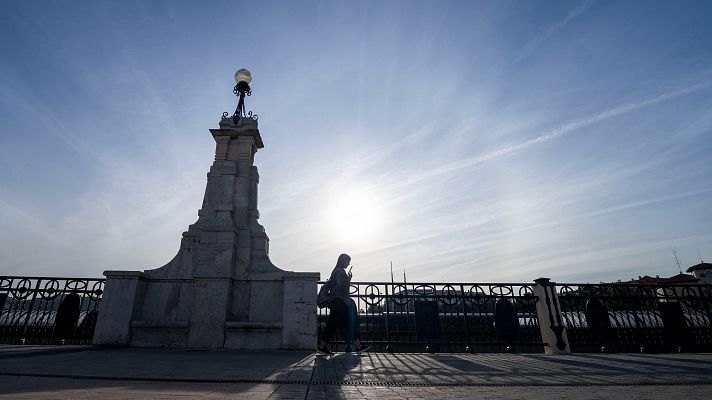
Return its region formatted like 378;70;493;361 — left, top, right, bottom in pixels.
385;284;391;347
460;284;470;349
533;277;570;355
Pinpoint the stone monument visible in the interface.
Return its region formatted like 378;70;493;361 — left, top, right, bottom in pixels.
93;69;320;349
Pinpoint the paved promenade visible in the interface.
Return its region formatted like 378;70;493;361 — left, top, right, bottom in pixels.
1;345;711;399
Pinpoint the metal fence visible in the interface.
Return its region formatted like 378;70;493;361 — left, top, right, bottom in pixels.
4;274;710;353
0;276;105;345
317;282;544;353
556;283;712;353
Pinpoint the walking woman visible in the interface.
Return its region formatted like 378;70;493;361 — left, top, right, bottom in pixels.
317;253;370;355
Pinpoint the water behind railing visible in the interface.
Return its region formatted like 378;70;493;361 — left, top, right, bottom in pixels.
556;282;712;352
317;281;545;353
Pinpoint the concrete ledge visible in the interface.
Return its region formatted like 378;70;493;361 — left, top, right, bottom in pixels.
130;328;188;349
129;320;190;348
209;127;264;148
283;271;320;280
224;321;283;330
103;270;146;279
224;321;283;349
130;320;189;329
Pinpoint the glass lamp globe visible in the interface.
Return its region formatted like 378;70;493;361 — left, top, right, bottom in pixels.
234;69;253;85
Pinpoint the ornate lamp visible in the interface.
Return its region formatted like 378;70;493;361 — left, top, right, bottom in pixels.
228;68;253;124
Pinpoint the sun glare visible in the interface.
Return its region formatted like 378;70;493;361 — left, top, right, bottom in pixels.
325;188;386;243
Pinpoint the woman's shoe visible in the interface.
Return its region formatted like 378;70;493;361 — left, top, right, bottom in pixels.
355;344;371;353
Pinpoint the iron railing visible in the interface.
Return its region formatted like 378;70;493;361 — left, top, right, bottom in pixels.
317;282;544;353
4;275;709;353
556;283;712;352
0;276;105;345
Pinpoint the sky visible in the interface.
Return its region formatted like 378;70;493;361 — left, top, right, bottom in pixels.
1;0;711;283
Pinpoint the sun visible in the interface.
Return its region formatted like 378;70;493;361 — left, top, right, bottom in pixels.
325;188;386;243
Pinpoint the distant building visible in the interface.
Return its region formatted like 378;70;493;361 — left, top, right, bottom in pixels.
686;262;712;283
629;273;698;285
625;261;712;285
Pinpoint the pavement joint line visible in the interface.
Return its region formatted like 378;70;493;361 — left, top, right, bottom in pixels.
303;353;317;400
0;346;98;359
0;372;710;387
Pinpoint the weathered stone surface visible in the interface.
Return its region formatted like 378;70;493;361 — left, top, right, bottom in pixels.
129;321;188;348
248;280;284;322
282;273;320;349
224;321;283;349
187;279;231;348
138;281;184;321
92;271;146;346
94;116;319;349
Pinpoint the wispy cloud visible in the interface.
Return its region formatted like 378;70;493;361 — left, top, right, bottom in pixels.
0;78;101;166
513;0;595;64
398;80;712;187
0;199;70;247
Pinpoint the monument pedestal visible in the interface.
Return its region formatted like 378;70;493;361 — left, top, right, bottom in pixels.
93;117;319;349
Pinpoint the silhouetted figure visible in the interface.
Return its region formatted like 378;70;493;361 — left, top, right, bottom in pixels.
317;254;370;356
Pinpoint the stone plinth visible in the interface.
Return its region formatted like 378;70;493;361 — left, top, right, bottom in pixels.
92;271;146;346
94;116;319;349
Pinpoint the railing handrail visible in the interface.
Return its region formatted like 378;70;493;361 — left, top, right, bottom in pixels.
318;281;536;286
0;276;106;282
554;282;712;287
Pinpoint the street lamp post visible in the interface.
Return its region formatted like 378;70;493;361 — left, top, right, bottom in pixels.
229;68;253;124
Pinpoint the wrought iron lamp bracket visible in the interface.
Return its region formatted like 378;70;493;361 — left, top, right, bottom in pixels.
229;81;252;125
221;70;256;124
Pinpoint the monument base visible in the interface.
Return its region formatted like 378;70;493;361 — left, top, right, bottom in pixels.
93;270;319;350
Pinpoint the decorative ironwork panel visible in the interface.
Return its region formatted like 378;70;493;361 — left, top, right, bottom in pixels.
0;276;105;345
556;283;712;353
317;281;543;353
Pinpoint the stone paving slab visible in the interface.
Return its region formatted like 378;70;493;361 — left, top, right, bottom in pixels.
306;385;712;400
1;347;711;399
0;347;314;382
312;352;712;386
0;345;89;358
